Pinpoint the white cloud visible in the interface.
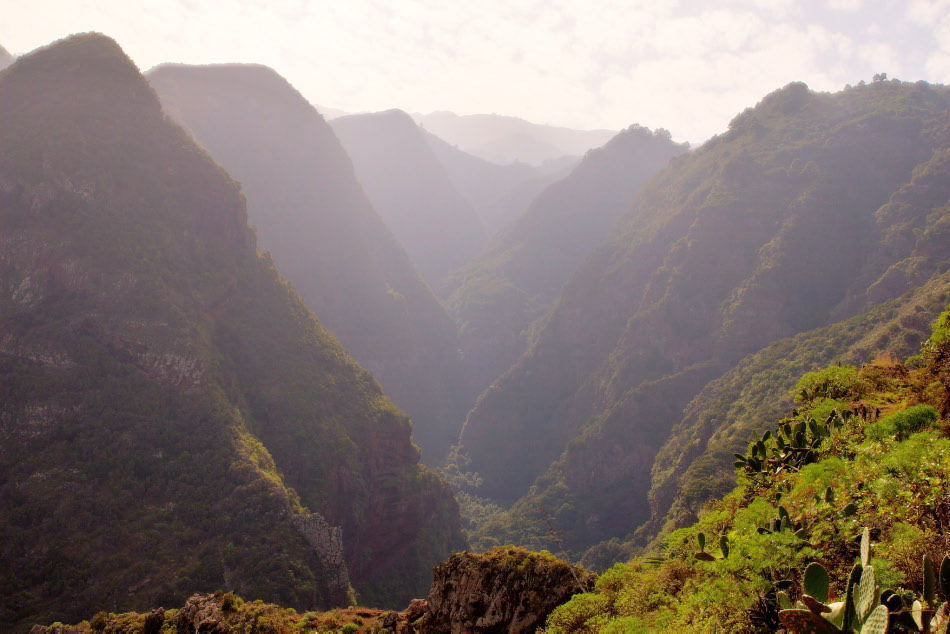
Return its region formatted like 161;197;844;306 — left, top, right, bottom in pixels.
1;0;947;143
828;0;864;12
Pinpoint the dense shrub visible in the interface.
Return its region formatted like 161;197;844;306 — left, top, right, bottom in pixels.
865;404;938;441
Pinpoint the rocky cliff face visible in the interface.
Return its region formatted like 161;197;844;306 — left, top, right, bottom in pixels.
291;513;350;602
0;33;462;629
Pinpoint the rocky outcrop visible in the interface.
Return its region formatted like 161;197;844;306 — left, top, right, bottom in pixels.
291;512;351;604
423;547;595;633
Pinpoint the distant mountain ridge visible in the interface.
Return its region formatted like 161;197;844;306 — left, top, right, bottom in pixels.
0;44;12;69
331;109;488;292
414;111;617;165
0;33;462;628
147;64;468;465
457;80;950;559
421;129;575;235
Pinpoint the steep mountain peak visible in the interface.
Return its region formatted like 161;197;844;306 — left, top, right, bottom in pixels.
10;32;146;91
1;33;159;141
335;108;430;148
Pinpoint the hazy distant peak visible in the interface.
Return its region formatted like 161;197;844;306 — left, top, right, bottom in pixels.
336;107;415;126
413;110;617;165
609;123;676;144
376;108;414;122
149;63;301;97
333;108;429;148
149;61;286;83
418;110;613;135
0;43;12;70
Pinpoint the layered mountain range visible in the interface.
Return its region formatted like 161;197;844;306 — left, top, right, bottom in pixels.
146;64;468;464
458;80;950;559
446;125;688;399
421;130;575;236
330;110;487;292
0;34;462;628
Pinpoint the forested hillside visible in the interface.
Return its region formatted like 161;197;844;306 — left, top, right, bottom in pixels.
147;64;468;464
0;34;462;629
471;271;950;567
457;80;950;561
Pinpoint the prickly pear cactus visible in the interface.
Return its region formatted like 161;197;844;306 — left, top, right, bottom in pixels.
804;562;830;603
860;604;888;634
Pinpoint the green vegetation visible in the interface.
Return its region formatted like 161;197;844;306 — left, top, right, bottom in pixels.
646;271;950;547
456;273;950;563
458;78;950;563
540;304;950;631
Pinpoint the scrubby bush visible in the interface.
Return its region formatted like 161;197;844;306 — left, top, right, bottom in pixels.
794;365;861;403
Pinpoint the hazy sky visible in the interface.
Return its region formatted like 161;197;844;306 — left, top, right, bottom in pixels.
4;1;949;143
